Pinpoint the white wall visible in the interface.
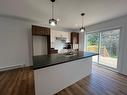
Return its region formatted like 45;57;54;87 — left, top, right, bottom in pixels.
79;32;85;51
0;16;32;70
86;15;127;75
54;40;65;53
0;16;72;70
33;36;47;56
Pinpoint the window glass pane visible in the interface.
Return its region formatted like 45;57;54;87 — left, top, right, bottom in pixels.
86;32;99;63
99;29;120;68
86;28;120;68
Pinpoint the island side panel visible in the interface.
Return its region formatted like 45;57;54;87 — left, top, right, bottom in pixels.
34;57;92;95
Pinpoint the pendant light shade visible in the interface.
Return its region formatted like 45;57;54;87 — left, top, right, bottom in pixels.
49;0;57;26
80;27;85;32
80;13;85;32
49;18;57;26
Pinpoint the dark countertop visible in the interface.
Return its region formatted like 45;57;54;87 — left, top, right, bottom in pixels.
33;51;98;70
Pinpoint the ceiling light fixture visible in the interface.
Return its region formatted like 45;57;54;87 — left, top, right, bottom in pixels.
49;0;57;26
80;13;85;32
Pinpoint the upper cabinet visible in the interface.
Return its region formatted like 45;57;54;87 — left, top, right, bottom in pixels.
51;30;70;43
32;25;50;36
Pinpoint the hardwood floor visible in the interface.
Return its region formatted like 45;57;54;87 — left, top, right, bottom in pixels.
0;67;35;95
55;65;127;95
0;65;127;95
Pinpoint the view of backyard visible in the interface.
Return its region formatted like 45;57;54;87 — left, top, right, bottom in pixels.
86;29;120;69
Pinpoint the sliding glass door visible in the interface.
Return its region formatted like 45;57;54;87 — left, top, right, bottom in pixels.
99;29;120;68
86;32;99;63
86;28;120;69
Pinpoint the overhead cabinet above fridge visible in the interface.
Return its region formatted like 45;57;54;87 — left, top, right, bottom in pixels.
50;30;70;43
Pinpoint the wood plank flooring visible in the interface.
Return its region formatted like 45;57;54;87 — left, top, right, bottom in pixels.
55;65;127;95
0;67;35;95
0;65;127;95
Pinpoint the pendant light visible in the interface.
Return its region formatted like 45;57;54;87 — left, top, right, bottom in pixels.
49;0;57;26
80;13;85;32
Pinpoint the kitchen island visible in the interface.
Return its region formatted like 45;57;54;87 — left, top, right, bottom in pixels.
33;51;97;95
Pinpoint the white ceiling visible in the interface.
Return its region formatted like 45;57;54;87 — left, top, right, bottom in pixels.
0;0;127;31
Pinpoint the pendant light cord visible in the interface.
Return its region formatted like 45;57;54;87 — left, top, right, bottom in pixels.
52;2;54;19
82;15;84;27
81;13;85;27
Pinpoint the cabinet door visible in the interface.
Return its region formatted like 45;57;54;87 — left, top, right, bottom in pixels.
51;30;71;43
32;25;50;36
67;32;70;42
64;32;70;42
71;32;79;44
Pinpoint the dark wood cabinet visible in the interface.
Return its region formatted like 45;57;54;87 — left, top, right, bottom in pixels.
32;25;50;36
71;32;79;50
71;32;79;44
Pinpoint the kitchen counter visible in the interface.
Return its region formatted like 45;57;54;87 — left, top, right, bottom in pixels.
34;51;97;95
33;51;97;70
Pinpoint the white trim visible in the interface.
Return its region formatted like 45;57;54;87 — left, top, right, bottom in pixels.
0;64;26;72
86;25;123;34
93;64;118;73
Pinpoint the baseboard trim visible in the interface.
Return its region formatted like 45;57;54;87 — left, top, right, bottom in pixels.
0;64;26;72
93;64;127;77
94;64;118;72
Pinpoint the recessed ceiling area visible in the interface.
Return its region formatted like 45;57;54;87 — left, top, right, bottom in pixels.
0;0;127;30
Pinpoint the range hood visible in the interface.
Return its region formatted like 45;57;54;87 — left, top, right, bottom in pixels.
56;37;66;41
